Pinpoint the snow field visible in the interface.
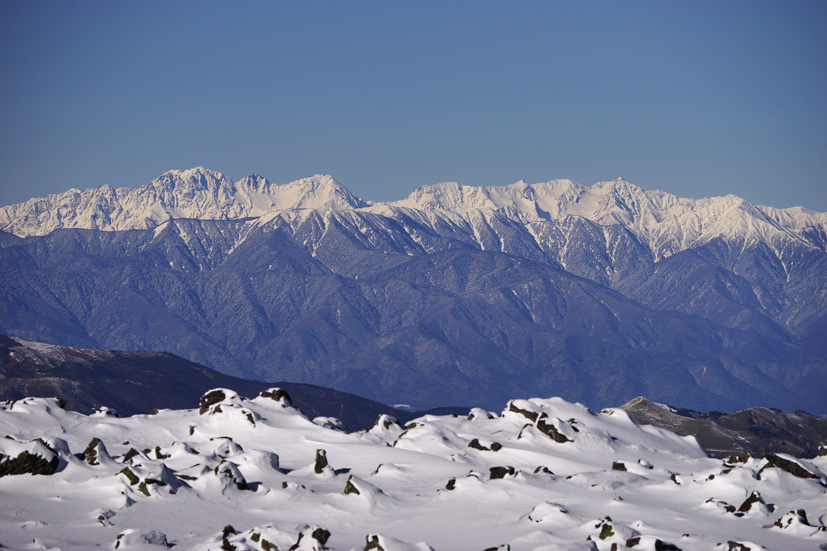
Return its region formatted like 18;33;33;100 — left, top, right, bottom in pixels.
1;392;826;550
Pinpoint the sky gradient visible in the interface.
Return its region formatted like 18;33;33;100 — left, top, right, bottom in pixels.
1;1;825;211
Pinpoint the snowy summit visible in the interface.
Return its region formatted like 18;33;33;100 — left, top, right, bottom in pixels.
1;168;825;261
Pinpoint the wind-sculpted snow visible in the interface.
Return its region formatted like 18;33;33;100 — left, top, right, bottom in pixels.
1;392;826;550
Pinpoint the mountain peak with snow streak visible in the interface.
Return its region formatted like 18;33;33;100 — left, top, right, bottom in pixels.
1;168;825;259
0;169;368;236
386;175;827;258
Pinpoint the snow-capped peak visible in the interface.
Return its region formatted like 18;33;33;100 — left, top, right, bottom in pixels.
385;176;827;257
273;174;369;211
1;169;825;259
0;169;368;236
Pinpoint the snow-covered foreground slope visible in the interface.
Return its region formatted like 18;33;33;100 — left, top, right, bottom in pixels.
2;391;826;551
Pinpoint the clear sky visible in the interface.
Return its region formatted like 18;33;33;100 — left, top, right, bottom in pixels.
1;0;825;211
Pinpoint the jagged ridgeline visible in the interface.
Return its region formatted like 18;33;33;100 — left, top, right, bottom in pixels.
1;168;826;413
1;389;826;550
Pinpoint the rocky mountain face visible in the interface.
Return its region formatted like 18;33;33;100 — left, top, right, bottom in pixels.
619;397;827;459
1;168;825;413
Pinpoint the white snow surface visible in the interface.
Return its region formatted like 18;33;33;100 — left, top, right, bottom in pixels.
2;168;825;260
1;392;826;550
0;168;367;237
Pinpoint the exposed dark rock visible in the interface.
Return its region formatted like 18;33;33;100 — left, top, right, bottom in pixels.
536;419;570;443
0;450;59;477
612;462;627;472
468;439;489;451
773;509;811;528
120;467;139;485
626;538;681;550
760;450;819;479
312;528;330;545
509;403;539;422
728;451;751;464
199;390;226;415
221;524;238;551
489;466;516;480
260;388;292;406
598;522;615;540
314;449;329;474
344;475;360;495
83;438;102;465
122;448;140;464
289;527;330;551
216;462;249;491
737;491;765;513
374;415;400;430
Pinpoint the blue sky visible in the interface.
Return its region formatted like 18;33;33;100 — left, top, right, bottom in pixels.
1;1;825;210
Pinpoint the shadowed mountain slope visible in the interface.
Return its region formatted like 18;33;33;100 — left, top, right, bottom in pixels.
2;223;824;413
1;168;825;414
0;335;411;430
620;396;827;459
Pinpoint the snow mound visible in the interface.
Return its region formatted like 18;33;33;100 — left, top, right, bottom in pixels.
0;392;824;550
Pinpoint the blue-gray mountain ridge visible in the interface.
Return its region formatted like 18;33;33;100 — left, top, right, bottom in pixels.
1;167;825;413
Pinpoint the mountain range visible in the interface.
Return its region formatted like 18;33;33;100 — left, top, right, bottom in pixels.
1;167;825;414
